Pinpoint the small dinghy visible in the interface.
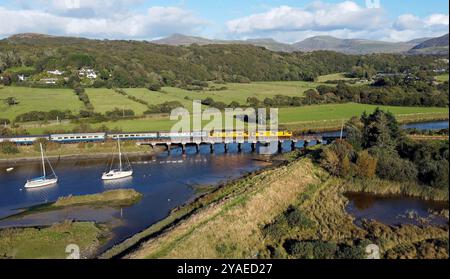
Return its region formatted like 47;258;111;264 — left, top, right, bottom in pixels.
25;143;58;189
6;167;14;172
102;138;133;181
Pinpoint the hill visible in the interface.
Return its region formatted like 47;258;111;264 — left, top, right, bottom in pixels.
152;34;296;52
292;35;427;55
152;34;436;54
0;33;444;89
408;33;449;55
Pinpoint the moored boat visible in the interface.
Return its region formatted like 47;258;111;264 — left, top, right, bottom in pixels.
24;143;58;189
102;138;133;181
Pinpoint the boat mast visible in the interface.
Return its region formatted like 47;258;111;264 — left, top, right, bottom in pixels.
40;143;46;178
118;138;122;171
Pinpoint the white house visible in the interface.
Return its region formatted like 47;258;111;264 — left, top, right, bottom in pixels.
40;78;58;84
47;70;64;76
79;68;97;79
18;74;28;82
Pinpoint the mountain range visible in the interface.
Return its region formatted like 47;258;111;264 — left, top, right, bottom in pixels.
152;33;449;55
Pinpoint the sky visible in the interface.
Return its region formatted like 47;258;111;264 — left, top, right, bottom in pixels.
0;0;448;43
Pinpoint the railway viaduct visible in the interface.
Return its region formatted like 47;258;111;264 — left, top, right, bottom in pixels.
137;135;341;154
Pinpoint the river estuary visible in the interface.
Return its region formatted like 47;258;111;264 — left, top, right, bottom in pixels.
0;121;448;254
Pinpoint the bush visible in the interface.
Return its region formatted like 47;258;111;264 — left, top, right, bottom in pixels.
145;101;184;114
261;217;288;242
0;141;19;154
33;138;60;152
0;118;10;125
283;206;314;229
284;240;338;259
105;108;135;119
372;149;418;182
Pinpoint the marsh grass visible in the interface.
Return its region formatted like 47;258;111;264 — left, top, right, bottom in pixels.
0;221;105;259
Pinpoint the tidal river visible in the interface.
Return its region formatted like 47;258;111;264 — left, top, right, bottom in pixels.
0;143;282;253
0;121;448;253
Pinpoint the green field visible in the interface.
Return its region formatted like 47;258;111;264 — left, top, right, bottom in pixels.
24;103;449;135
0;87;83;120
85;88;148;115
279;104;449;132
142;81;322;107
316;73;354;82
436;74;449;82
0;221;104;259
279;103;449;123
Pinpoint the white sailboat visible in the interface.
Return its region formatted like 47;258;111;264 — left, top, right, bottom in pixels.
25;143;58;189
102;138;133;181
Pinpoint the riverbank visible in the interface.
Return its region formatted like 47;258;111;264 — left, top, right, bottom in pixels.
0;143;164;166
1;189;143;222
101;155;448;259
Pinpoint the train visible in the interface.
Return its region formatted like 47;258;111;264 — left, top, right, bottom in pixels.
0;131;293;145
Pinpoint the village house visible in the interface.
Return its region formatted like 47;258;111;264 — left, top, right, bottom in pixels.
47;70;65;76
18;74;28;82
40;78;58;84
78;68;98;79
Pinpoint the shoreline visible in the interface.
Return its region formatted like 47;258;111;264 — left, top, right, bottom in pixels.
0;148;165;166
1;118;448;165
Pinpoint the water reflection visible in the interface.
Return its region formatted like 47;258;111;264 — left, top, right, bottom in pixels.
0;151;272;253
345;192;449;227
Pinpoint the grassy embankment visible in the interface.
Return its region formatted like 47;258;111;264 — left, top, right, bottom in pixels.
0;140;158;161
0;221;106;259
101;154;448;259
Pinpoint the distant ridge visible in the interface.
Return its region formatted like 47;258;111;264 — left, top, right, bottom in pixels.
151;34;296;52
292;35;429;55
4;32;447;55
408;33;449;55
152;34;437;54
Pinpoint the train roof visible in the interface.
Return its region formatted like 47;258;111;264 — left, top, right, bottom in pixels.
50;133;106;136
0;135;48;139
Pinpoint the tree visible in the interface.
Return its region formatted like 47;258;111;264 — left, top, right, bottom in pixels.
320;140;354;177
355;150;378;178
4;97;19;106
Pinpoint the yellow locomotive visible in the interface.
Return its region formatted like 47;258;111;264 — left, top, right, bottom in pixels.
209;131;293;139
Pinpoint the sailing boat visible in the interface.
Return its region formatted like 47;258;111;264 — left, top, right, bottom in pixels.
102;138;133;180
25;143;58;189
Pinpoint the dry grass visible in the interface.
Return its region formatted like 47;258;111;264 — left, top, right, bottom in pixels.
127;158;322;259
114;155;448;259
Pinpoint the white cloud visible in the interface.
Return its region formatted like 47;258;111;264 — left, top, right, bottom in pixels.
389;13;449;41
227;1;385;35
226;1;449;43
0;5;207;39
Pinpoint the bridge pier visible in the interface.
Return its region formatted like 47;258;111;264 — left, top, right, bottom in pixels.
251;142;256;152
304;141;309;149
166;143;172;155
195;143;200;153
278;141;283;153
237;142;242;153
224;143;229;153
210;143;215;154
291;140;297;150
